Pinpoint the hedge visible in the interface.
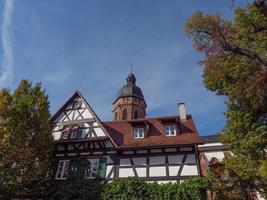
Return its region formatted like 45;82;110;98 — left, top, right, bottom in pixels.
101;177;209;200
45;177;209;200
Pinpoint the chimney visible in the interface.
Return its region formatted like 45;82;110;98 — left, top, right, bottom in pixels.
178;103;187;122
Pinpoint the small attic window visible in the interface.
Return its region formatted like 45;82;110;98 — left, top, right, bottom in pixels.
72;100;82;109
165;125;177;136
133;127;145;139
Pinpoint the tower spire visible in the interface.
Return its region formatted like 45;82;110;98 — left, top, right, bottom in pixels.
130;63;134;74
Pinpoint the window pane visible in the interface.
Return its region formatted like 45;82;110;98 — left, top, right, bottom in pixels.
63;161;70;178
86;159;98;179
165;126;176;136
133;128;144;139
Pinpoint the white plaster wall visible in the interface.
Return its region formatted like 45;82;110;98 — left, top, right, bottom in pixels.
94;128;106;137
106;165;113;178
149;166;166;177
119;168;135;177
93;122;98;126
67;110;73;120
157;180;177;184
136;167;146;177
169;166;180;176
81;102;86;108
181;165;198;176
73;110;78;120
52;131;61;140
83;109;93;119
204;152;225;161
198;142;223;147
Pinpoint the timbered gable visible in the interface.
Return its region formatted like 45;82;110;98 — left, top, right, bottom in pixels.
50;91;116;147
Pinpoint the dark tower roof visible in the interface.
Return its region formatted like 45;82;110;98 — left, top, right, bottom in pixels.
114;72;145;103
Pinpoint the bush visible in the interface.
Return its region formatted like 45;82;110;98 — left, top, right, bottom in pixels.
102;177;210;200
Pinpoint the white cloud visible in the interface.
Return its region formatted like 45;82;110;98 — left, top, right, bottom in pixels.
0;0;15;87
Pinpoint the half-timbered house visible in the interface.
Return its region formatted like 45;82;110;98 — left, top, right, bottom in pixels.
50;72;223;183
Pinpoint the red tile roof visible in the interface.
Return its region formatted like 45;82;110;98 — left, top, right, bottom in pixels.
103;115;201;148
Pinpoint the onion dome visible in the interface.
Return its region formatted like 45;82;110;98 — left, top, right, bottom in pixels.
115;72;145;101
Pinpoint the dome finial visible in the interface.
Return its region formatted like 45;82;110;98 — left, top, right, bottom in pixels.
130;63;134;74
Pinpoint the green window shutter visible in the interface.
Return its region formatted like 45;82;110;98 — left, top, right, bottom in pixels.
98;157;107;179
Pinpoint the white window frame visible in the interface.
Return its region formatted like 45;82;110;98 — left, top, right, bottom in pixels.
133;128;145;139
165;125;177;136
70;130;77;139
62;131;69;139
85;159;99;179
55;160;70;180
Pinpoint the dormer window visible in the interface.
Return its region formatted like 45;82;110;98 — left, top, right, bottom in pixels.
133;127;145;139
165;125;176;136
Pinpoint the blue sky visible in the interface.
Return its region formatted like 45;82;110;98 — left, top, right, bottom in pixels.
0;0;247;135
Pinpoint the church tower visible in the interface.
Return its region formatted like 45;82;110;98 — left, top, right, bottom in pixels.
113;72;147;121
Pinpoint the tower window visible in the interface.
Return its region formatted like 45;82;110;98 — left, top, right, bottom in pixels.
122;109;127;120
165;125;177;136
134;110;138;119
114;112;118;121
133;128;145;139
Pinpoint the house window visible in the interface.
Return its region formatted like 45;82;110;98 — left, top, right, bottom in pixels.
70;131;77;139
61;124;83;140
62;131;69;139
61;125;70;139
133;128;145;139
55;160;70;180
85;159;99;179
165;125;176;136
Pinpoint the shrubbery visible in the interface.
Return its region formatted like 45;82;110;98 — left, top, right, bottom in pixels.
41;177;209;200
48;178;103;200
101;177;209;200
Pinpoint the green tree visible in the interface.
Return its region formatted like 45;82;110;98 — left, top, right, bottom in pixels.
49;178;102;200
185;1;267;199
0;80;53;199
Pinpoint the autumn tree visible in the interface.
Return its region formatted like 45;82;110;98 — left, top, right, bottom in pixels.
185;1;267;199
0;80;53;199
